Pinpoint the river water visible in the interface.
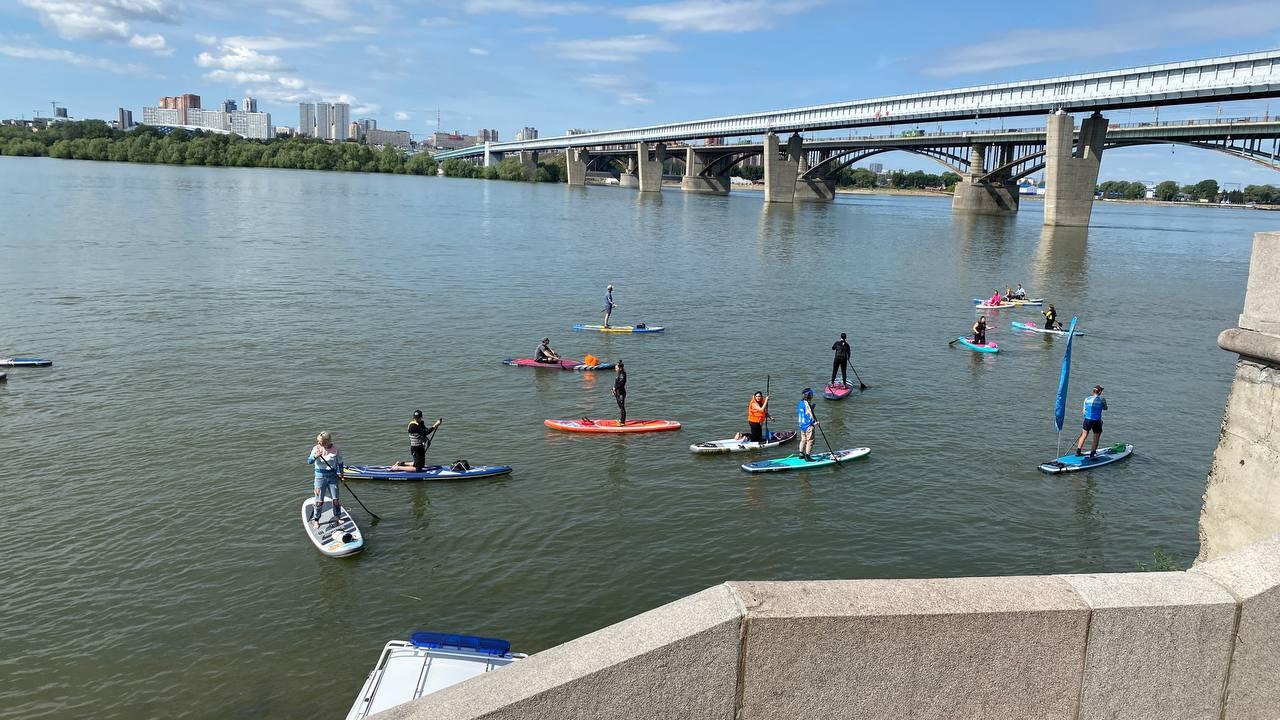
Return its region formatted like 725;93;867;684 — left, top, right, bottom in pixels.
0;156;1267;719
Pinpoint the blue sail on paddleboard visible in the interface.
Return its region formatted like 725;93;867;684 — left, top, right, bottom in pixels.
1053;316;1080;432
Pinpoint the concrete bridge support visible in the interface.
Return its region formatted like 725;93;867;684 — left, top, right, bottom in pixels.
636;143;666;193
681;148;731;195
566;148;589;186
1043;110;1107;227
952;142;1019;215
517;151;538;180
763;132;803;203
794;150;835;201
619;157;639;188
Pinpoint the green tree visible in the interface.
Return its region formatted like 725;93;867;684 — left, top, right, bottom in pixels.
1194;179;1220;201
1153;180;1180;201
496;156;530;181
1180;184;1198;200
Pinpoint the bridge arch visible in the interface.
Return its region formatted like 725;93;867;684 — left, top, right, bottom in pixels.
803;146;969;181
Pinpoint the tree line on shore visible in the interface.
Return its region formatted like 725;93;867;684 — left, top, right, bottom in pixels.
0;120;439;175
1097;178;1280;204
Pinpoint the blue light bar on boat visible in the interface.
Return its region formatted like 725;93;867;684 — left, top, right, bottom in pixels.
409;631;512;656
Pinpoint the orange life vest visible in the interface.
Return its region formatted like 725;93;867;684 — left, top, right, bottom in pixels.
747;399;767;424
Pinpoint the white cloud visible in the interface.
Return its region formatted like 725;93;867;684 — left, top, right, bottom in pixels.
196;44;291;71
18;0;178;53
548;34;676;62
463;0;591;16
577;73;655;105
220;35;317;51
928;2;1280;76
618;0;821;32
350;24;378;34
0;42;150;74
468;47;489;55
394;111;410;120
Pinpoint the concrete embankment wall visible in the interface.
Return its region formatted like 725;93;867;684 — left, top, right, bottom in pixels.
376;230;1280;720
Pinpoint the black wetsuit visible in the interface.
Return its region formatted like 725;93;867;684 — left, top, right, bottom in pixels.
1043;309;1058;330
613;370;627;425
408;420;436;470
831;339;851;385
973;322;987;345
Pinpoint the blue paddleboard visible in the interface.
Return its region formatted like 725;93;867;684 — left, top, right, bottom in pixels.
1038;443;1133;474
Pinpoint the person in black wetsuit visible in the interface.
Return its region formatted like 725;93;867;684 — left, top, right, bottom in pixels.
972;316;988;345
831;332;851;386
390;411;441;471
1043;305;1062;331
612;360;627;426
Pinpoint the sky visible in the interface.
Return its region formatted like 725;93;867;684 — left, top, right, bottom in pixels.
3;0;1280;184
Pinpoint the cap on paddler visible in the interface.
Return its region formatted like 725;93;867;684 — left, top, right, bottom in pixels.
413;409;423;418
802;388;813;397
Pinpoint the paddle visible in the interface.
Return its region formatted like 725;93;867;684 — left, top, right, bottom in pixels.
763;374;771;441
815;419;841;466
315;451;381;522
850;365;868;391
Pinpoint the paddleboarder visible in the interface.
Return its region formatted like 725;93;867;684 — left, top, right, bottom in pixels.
307;432;344;528
1012;283;1027;300
987;290;1003;307
613;360;627;426
1043;304;1063;331
390;411;442;471
1075;385;1108;459
735;391;771;443
972;316;988;346
797;388;818;459
831;332;851;386
602;284;617;328
534;337;561;364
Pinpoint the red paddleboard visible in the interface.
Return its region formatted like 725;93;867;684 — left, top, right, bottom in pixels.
504;358;614;371
544;418;681;433
824;381;854;400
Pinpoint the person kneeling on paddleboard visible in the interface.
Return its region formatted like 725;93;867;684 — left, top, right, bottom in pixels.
1043;305;1063;331
535;338;560;364
1076;385;1107;459
735;391;771;443
797;389;818;460
972;316;988;345
307;432;344;528
391;412;442;471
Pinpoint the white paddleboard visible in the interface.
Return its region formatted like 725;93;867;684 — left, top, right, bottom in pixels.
301;497;364;557
690;430;798;454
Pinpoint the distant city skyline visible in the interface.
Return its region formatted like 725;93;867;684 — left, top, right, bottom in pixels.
3;1;1280;182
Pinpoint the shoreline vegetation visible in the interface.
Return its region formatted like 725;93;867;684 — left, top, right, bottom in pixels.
5;122;1279;210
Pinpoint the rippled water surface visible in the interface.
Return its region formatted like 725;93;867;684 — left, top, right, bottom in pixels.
0;156;1267;719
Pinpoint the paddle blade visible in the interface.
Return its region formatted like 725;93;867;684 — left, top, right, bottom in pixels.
1053;316;1079;432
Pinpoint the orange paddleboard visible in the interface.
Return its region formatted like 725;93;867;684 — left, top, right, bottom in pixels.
544;418;681;433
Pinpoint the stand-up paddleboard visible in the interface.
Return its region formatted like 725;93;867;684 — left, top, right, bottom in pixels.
824;381;854;400
544;418;681;433
742;447;870;473
955;336;999;353
572;324;665;334
690;430;797;454
973;298;1043;307
1038;443;1133;474
343;464;513;481
1012;321;1084;336
503;358;615;371
301;497;364;557
975;302;1017;310
0;357;52;367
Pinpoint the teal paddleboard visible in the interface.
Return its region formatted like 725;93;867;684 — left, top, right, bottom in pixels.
955;336;999;353
742;447;870;473
1038;443;1133;474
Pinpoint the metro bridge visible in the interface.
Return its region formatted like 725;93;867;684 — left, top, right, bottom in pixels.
436;49;1280;227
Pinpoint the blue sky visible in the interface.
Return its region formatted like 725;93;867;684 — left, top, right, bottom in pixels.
4;0;1280;184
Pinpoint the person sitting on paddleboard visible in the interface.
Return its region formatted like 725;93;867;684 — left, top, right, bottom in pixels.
1043;305;1062;331
535;338;560;364
391;411;442;471
735;391;771;443
1075;385;1107;459
603;284;617;328
831;332;851;386
972;316;988;345
1003;285;1015;302
307;432;344;528
613;360;627;426
1012;283;1026;300
797;389;818;460
988;290;1003;307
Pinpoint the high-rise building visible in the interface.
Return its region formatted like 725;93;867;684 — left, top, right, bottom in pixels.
332;103;349;141
305;102;350;141
229;110;272;139
515;126;538;141
142;96;271;139
54;107;68;119
479;128;499;142
117;108;133;129
358;119;377;133
142;107;182;125
299;103;315;137
221;99;237;113
366;129;412;148
242;97;257;113
869;162;884;174
158;94;201;124
349;121;362;140
429;131;478;150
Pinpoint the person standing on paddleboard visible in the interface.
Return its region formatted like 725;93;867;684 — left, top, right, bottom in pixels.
391;411;442;471
307;432;344;527
831;333;851;386
612;361;627;426
797;389;818;459
1075;385;1108;459
602;285;617;328
972;316;988;345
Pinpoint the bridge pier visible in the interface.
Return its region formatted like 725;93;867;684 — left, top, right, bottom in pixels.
566;148;589;186
952;142;1020;215
1044;110;1107;227
517;151;538;179
681;148;731;195
763;132;803;203
619;157;639;188
636;143;666;193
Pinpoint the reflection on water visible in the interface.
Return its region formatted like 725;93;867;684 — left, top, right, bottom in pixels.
758;202;798;255
1032;225;1090;296
953;211;1016;268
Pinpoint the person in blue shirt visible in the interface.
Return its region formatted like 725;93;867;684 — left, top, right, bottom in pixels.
602;285;617;327
307;431;344;528
1075;385;1108;458
797;388;818;459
